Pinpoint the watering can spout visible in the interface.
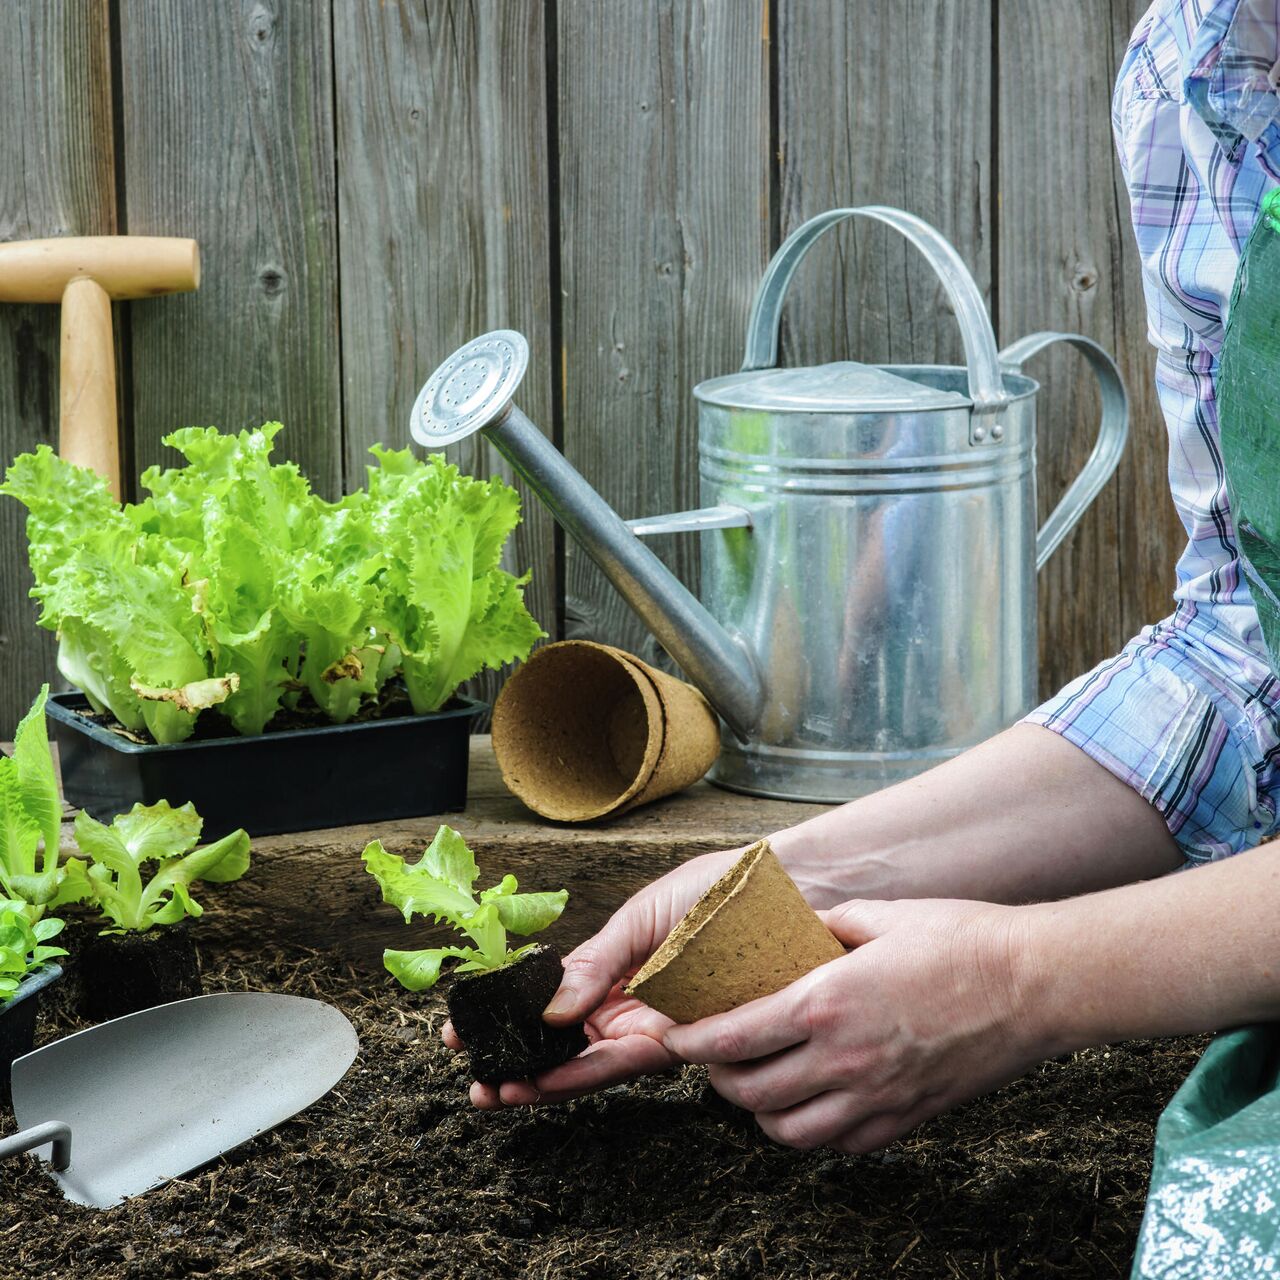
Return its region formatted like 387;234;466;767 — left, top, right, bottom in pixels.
410;331;765;739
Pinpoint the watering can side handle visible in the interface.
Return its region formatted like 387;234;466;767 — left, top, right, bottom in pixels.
741;206;1007;418
999;332;1129;572
0;1119;72;1171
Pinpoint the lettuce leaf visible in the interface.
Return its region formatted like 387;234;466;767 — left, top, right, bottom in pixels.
372;450;545;713
0;905;66;1000
0;686;76;912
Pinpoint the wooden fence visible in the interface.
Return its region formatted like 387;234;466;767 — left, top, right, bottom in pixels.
0;0;1182;736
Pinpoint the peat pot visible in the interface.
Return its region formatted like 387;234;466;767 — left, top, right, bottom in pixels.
47;692;485;838
1;964;62;1102
410;206;1128;802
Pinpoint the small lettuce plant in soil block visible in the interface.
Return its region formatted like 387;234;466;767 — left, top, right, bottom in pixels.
363;825;587;1084
63;801;251;1021
0;685;253;1021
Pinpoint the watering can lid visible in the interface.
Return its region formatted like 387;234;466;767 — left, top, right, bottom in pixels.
694;361;969;414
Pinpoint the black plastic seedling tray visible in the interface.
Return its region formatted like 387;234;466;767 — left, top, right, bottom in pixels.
0;964;62;1103
47;691;484;839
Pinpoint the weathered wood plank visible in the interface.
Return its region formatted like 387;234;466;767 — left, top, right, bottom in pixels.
998;0;1183;700
557;0;770;667
1106;1;1190;673
0;0;116;736
775;0;993;373
334;0;558;711
185;737;830;971
118;0;341;498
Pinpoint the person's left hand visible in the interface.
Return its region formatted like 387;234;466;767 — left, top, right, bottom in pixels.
662;897;1043;1154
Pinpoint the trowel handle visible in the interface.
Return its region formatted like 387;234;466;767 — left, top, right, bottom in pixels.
999;332;1129;571
742;206;1007;416
0;1119;72;1171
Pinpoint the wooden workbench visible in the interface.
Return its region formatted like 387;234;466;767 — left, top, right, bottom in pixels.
126;737;832;972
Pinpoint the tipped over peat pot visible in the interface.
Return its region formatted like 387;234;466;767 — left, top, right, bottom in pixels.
46;691;485;839
446;945;588;1084
78;922;202;1022
0;964;62;1102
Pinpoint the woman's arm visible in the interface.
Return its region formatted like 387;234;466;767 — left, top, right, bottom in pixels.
771;722;1182;906
1024;837;1280;1047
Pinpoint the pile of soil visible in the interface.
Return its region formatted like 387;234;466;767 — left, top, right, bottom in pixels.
2;946;1203;1279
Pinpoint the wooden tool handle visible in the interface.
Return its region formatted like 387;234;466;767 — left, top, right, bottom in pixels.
0;236;200;302
60;277;120;499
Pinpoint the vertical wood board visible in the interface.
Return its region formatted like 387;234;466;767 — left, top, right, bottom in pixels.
998;0;1184;700
334;0;557;705
775;0;994;372
557;0;771;668
118;0;341;498
0;0;116;735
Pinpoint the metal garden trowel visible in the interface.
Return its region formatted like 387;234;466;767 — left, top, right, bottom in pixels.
0;992;359;1208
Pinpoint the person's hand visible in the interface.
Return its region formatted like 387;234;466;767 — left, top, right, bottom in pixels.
442;846;741;1108
663;897;1041;1154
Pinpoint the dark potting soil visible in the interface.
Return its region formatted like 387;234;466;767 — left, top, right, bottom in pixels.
1;946;1204;1280
76;921;202;1022
447;944;590;1084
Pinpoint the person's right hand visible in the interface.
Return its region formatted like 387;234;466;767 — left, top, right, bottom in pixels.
445;846;740;1110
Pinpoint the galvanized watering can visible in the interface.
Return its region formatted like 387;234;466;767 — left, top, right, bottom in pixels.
411;207;1127;802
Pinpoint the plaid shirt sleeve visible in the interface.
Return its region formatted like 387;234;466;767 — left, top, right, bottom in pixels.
1024;0;1280;862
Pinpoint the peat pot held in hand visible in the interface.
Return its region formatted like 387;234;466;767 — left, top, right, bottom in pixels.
78;922;202;1023
627;840;844;1024
46;691;485;839
446;945;588;1085
0;965;62;1103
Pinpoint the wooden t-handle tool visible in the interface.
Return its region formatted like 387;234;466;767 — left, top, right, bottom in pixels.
0;237;200;498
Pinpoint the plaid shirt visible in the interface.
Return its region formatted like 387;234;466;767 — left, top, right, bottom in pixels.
1026;0;1280;860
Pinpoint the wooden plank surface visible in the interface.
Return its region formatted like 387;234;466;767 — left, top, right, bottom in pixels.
117;0;342;498
52;737;830;973
0;0;116;737
775;0;993;372
998;0;1185;700
333;0;557;710
556;0;770;668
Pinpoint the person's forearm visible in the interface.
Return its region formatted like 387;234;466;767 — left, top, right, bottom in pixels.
768;723;1182;907
1018;842;1280;1051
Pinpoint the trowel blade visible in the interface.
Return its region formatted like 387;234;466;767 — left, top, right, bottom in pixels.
10;991;359;1208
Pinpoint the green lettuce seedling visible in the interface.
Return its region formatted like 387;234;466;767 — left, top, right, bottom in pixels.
0;900;66;999
0;685;88;920
362;825;567;991
63;802;251;934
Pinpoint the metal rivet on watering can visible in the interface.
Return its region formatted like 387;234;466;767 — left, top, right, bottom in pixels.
409;206;1129;802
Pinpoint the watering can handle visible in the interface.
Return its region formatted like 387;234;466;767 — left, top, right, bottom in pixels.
999;332;1129;571
742;206;1008;420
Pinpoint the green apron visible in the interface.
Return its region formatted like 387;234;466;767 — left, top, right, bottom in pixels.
1131;190;1280;1277
1218;188;1280;672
